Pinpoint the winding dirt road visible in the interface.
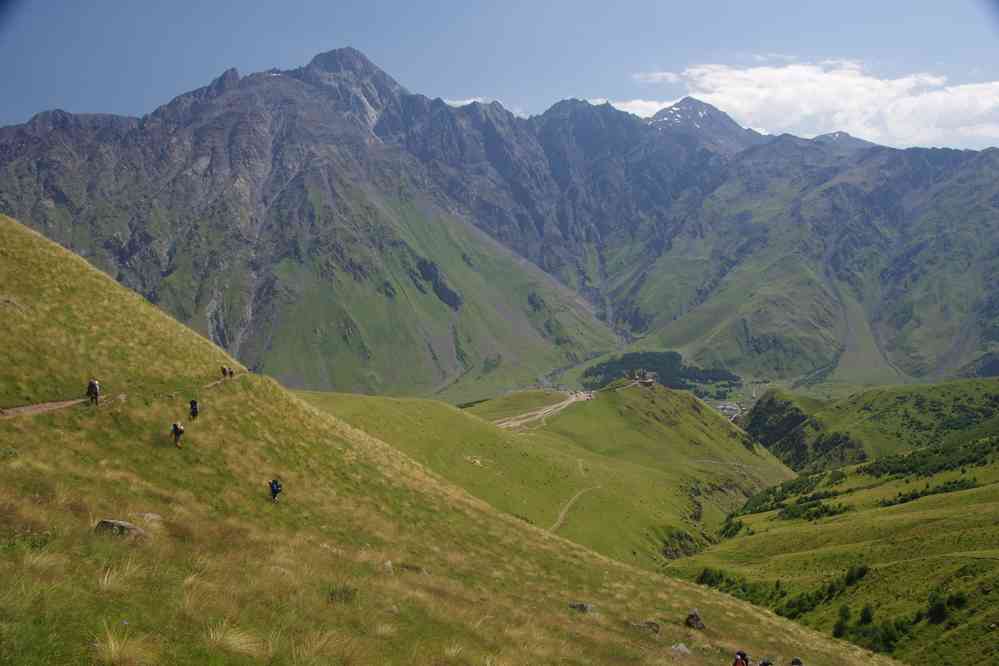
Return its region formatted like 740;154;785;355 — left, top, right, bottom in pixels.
493;392;593;429
550;486;601;532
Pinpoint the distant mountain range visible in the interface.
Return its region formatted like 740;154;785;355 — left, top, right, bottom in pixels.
2;47;997;394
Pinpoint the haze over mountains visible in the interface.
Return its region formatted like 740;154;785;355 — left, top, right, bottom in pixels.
2;47;998;395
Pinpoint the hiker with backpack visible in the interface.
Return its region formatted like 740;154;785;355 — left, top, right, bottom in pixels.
732;651;749;666
221;365;228;379
189;399;199;420
86;378;101;406
268;479;283;503
790;660;803;666
171;422;185;448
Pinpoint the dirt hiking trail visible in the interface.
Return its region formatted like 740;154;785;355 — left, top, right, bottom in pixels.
493;392;594;429
0;373;241;420
550;486;601;532
0;398;89;419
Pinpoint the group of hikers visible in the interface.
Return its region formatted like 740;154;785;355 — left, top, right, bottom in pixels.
733;653;803;666
168;365;236;447
86;369;282;503
83;377;803;656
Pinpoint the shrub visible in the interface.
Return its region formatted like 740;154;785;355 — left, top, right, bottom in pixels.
826;469;847;485
718;516;744;539
845;564;869;586
739;474;825;515
694;568;783;606
878;478;977;507
861;436;999;478
327;583;358;604
776;500;850;521
927;594;948;624
947;591;968;609
860;604;874;625
839;604;852;622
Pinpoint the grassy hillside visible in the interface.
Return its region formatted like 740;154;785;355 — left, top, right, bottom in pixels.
0;217;242;408
600;144;999;388
744;381;999;471
301;383;794;569
463;389;569;421
670;438;999;664
0;215;895;664
247;200;617;403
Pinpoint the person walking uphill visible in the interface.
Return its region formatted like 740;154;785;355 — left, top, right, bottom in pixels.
171;422;185;448
732;651;749;666
189;399;199;420
268;478;283;503
86;378;101;406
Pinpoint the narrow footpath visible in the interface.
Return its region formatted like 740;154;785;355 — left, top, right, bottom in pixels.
550;486;601;532
0;373;241;420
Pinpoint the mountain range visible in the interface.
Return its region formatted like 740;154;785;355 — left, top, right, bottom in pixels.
2;47;998;395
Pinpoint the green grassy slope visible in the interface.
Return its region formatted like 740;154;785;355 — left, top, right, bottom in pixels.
670;441;999;665
238;199;617;403
598;145;999;389
300;383;794;570
0;217;242;408
463;389;569;421
0;215;893;664
744;380;999;471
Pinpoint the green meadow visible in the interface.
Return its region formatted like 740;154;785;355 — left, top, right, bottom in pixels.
0;214;896;664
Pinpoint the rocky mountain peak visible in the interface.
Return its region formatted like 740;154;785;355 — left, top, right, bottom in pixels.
812;130;879;153
294;47;409;131
209;67;240;95
651;97;730;127
310;47;379;75
649;96;764;155
304;46;407;94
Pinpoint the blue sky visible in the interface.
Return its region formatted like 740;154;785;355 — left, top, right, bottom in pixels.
2;0;999;147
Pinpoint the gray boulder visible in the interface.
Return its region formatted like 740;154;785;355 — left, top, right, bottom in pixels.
684;609;705;630
95;519;146;538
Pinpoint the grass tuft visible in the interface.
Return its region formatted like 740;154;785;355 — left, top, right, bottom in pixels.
205;618;265;657
94;620;156;665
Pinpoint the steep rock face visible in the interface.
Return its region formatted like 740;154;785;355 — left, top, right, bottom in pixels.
1;47;998;390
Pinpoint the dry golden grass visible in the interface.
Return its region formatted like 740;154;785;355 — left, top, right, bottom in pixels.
97;557;143;591
93;621;157;665
205;619;266;657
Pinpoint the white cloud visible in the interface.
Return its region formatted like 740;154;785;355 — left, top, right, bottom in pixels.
632;60;999;148
444;97;491;107
751;53;798;63
606;98;678;117
632;71;680;84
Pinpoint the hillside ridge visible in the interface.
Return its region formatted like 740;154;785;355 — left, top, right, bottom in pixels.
0;212;896;664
